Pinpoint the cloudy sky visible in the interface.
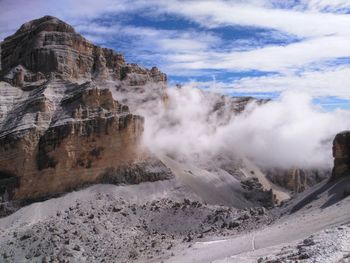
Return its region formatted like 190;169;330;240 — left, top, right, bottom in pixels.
1;0;350;110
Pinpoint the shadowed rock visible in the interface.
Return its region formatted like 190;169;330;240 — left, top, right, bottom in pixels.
331;131;350;180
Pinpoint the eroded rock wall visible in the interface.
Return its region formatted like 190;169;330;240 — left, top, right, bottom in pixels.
331;131;350;180
265;168;330;193
0;82;166;200
0;16;171;201
0;16;166;86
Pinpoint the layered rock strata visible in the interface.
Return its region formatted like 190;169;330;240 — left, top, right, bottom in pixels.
0;16;171;201
0;15;166;85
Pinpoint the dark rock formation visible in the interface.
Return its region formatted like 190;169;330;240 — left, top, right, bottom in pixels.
241;178;275;207
265;168;330;193
331;131;350;180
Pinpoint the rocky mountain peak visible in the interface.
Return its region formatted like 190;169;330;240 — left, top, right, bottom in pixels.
0;16;166;86
0;16;170;201
10;16;75;38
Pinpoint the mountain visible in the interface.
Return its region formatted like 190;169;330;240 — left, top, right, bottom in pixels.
0;15;267;206
1;16;166;84
0;16;171;202
0;16;349;263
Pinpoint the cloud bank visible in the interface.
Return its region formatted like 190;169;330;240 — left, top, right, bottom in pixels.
141;85;350;169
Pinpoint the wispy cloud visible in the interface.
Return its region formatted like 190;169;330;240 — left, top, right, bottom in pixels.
149;0;350;38
232;66;350;99
187;66;350;109
305;0;350;13
164;35;350;73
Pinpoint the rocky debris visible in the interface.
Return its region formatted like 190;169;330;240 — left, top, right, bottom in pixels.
331;131;350;180
258;223;350;263
0;16;166;85
265;168;330;193
0;195;274;263
101;158;173;185
241;178;275;207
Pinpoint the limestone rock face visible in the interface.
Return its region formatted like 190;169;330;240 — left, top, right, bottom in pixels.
331;131;350;180
265;168;330;193
0;16;166;86
0;81;172;201
0;16;171;201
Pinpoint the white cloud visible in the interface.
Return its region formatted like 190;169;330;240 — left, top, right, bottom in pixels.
75;22;220;51
141;85;350;169
231;66;350;99
182;66;350;103
164;35;350;73
304;0;350;13
151;0;350;38
74;22;222;71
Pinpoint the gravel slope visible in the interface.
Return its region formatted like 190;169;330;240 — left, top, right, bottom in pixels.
166;177;350;262
0;182;274;263
0;161;348;263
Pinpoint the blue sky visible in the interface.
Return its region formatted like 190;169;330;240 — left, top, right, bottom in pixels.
1;0;350;110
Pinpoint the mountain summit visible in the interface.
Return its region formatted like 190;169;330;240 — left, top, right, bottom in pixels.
1;15;166;86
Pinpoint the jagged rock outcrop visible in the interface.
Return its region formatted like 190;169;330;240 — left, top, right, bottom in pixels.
331;131;350;180
265;168;330;193
0;16;171;201
0;16;166;86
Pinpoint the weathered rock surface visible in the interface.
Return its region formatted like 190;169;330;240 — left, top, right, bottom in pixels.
0;16;171;202
0;80;171;201
331;131;350;180
0;16;166;86
265;168;330;193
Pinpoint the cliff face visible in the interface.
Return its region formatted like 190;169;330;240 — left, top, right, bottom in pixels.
331;131;350;180
0;16;171;201
0;16;166;86
265;168;330;193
